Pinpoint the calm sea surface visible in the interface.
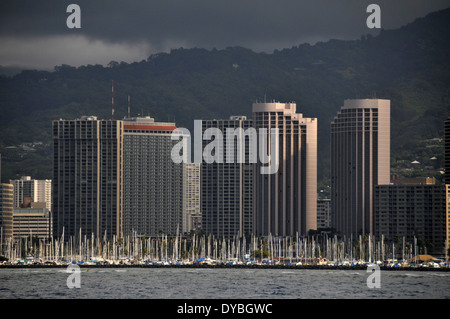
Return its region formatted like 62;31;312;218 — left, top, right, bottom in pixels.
0;267;449;299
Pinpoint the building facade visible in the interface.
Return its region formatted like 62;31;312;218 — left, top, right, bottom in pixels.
0;183;14;242
201;116;254;239
52;116;123;240
13;202;52;239
252;102;317;237
183;163;201;235
317;199;331;229
331;99;390;237
122;116;183;237
10;176;52;212
374;180;446;256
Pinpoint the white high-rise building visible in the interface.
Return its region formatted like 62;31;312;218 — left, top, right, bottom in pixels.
122;115;183;237
10;176;52;212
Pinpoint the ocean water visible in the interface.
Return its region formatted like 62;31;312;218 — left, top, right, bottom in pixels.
0;267;449;299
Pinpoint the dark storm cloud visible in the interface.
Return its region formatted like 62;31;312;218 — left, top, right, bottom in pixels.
1;0;449;68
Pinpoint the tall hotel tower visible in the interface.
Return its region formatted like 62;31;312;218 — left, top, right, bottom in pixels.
201;116;254;239
252;102;317;237
122;116;183;237
331;99;390;237
52;116;123;239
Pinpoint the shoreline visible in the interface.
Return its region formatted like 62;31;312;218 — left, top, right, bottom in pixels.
1;263;449;271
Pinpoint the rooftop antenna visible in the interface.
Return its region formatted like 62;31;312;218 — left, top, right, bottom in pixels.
111;80;115;120
128;95;131;119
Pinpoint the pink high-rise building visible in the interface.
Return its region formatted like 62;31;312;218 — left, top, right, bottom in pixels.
252;102;317;237
331;99;390;237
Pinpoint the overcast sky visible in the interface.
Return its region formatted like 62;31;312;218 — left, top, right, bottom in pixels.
0;0;449;70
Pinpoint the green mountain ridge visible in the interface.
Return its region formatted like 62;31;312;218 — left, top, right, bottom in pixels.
0;7;449;185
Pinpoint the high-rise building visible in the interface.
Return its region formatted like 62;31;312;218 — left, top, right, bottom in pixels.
374;179;446;256
122;116;183;237
10;176;52;212
0;183;14;242
252;102;317;237
52;116;123;240
183;163;201;234
201;116;254;239
331;99;390;237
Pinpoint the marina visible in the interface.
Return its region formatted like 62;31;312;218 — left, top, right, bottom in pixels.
1;231;448;270
1;231;449;300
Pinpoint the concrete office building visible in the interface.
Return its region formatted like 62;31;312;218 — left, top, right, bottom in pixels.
252;102;317;237
331;99;390;237
52;116;123;240
0;183;14;242
317;199;331;229
374;179;446;256
122;116;183;237
13;202;52;239
10;176;52;212
201;116;254;239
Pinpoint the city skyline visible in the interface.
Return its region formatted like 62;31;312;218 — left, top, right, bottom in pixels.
0;1;449;306
1;97;447;246
0;5;448;253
